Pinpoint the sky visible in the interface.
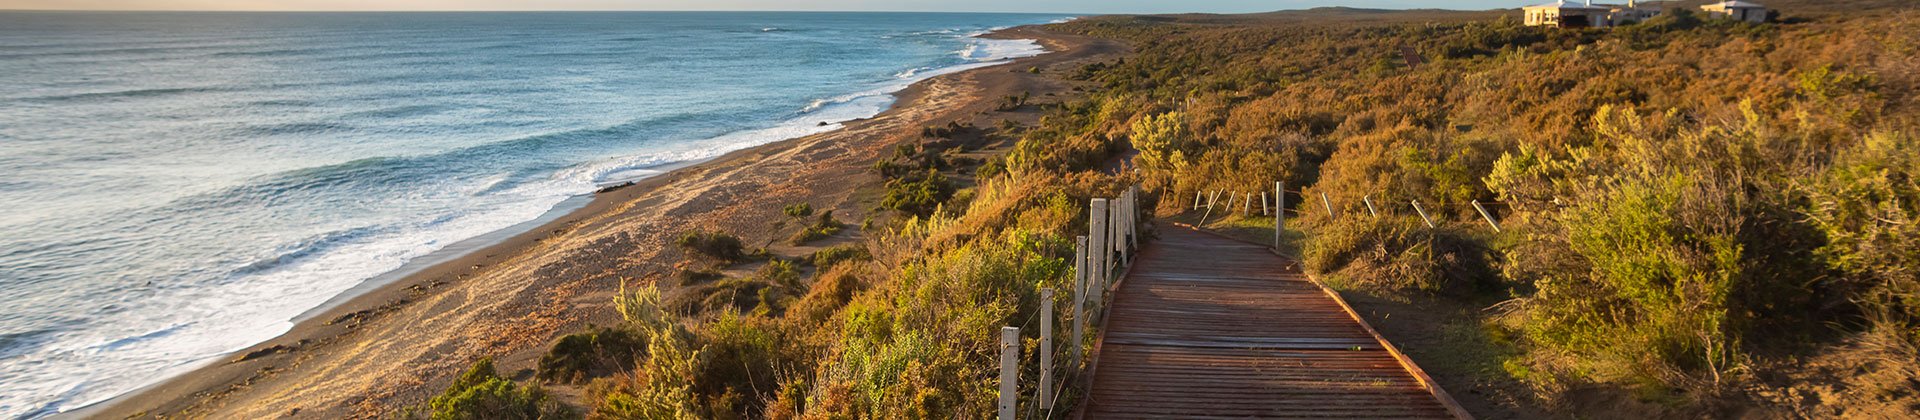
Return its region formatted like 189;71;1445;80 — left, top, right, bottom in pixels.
0;0;1539;14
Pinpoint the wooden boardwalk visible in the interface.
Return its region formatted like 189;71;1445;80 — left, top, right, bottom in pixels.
1082;226;1469;419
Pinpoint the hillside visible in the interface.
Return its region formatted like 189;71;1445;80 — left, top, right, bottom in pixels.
1046;0;1918;417
406;1;1919;418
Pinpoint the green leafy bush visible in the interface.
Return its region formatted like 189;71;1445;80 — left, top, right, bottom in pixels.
788;210;844;245
781;203;814;218
810;244;871;268
1302;216;1495;295
881;170;956;216
429;357;574;420
537;326;645;384
675;230;746;262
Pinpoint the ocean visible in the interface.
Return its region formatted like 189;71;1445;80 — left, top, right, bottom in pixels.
0;11;1067;418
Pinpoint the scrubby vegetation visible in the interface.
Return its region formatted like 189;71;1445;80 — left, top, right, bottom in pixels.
787;210;843;245
675;230;746;262
425;358;574;419
429;1;1919;417
1043;0;1920;413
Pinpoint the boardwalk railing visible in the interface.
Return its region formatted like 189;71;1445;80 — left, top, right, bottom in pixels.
1062;181;1474;419
999;185;1141;419
1190;181;1514;247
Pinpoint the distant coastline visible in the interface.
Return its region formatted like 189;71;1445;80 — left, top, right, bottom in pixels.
76;22;1107;419
0;11;1067;418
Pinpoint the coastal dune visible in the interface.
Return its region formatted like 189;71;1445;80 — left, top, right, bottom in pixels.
91;26;1122;418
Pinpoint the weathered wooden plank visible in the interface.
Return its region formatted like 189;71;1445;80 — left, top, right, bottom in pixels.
1079;226;1468;419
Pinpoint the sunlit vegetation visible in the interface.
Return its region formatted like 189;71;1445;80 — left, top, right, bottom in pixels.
1047;0;1919;409
425;1;1919;416
424;358;575;419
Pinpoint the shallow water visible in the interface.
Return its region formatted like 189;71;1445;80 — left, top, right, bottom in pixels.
0;11;1065;418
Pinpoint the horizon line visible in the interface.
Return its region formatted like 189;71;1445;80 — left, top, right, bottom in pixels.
0;6;1509;15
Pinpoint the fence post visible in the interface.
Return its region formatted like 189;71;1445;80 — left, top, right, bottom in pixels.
1088;199;1110;317
1225;193;1237;214
1411;200;1436;228
1192;190;1202;211
1261;192;1271;216
1039;288;1055;409
1472;200;1502;232
1274;182;1285;249
1070;236;1087;369
1112;194;1125;266
1363;195;1379;218
1125;187;1137;254
1242;192;1252;215
1199;190;1218;226
999;326;1020;420
1320;192;1336;219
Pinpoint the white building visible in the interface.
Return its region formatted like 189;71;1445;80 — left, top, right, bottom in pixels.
1701;1;1770;24
1523;1;1664;28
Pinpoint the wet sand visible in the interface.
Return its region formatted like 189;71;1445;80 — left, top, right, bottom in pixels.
84;26;1124;419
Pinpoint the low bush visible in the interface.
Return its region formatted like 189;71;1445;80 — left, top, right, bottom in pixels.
676;230;746;262
781;203;814;218
1301;216;1495;295
788;211;844;245
810;244;870;268
428;357;574;420
881;170;957;216
537;326;645;384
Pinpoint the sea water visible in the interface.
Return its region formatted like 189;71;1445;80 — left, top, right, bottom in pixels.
0;11;1068;418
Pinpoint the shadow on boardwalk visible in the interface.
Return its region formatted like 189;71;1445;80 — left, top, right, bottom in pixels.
1081;226;1469;419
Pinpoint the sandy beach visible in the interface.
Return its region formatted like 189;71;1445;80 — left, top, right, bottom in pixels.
83;25;1123;419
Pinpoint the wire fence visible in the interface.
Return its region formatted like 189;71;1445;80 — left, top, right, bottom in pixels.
1187;183;1518;233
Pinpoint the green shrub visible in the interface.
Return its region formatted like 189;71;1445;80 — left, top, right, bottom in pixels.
811;244;871;268
788;210;844;245
1804;131;1920;350
537;326;645;384
782;203;814;218
881;170;957;216
1302;216;1495;295
676;230;745;262
429;357;574;420
689;313;789;418
974;159;1007;180
1514;175;1745;389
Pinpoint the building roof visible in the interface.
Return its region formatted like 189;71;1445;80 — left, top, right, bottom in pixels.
1704;1;1768;8
1524;1;1613;10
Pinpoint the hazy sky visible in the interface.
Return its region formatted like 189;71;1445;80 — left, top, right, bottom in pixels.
0;1;1539;14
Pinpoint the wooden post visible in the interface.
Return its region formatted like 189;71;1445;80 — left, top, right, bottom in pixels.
1320;192;1335;219
1122;189;1130;248
1363;195;1379;218
1198;191;1218;226
1192;190;1202;211
999;326;1020;420
1039;288;1055;409
1411;200;1436;228
1274;182;1285;249
1225;193;1237;214
1242;192;1252;215
1069;236;1087;369
1127;187;1137;252
1261;192;1271;216
1112;194;1126;265
1472;200;1501;232
1088;199;1110;313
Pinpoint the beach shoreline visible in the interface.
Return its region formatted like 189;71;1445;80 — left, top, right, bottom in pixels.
80;25;1122;419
